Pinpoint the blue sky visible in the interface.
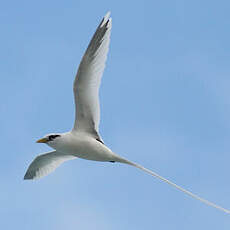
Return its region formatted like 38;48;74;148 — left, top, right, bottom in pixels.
1;0;230;229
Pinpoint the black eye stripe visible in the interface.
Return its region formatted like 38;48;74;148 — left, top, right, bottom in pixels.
48;135;60;141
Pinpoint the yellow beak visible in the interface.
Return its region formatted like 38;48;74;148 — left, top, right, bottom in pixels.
36;138;48;143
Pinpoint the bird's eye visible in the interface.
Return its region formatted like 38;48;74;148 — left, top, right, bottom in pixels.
48;135;60;141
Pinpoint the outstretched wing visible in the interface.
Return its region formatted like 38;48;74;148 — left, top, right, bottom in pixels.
24;151;75;180
73;12;112;138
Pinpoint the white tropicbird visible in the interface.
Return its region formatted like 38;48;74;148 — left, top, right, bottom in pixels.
24;12;230;214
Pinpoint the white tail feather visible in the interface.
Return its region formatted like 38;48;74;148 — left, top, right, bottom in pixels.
120;159;230;214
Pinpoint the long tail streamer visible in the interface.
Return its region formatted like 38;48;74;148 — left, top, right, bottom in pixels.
123;160;230;214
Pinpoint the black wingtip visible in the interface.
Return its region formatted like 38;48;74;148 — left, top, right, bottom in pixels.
23;175;29;180
23;171;34;180
98;12;111;28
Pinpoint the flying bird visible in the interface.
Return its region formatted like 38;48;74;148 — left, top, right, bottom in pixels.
24;12;230;214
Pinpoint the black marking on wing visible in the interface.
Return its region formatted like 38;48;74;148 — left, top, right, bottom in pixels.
96;138;104;144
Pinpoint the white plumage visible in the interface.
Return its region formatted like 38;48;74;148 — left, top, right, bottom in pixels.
24;151;75;180
24;12;230;215
73;12;111;135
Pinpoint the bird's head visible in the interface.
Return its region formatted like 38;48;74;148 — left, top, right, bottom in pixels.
36;133;61;146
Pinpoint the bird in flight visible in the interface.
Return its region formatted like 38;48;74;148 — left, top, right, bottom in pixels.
24;12;230;214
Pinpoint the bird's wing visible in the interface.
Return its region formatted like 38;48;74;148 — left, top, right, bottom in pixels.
73;12;112;139
24;151;76;180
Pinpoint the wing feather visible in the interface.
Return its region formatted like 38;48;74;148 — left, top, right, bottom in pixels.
73;12;112;138
24;151;75;180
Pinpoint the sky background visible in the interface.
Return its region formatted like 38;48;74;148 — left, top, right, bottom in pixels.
1;0;230;229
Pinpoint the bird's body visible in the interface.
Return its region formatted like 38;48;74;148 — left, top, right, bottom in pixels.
24;12;230;215
48;132;126;163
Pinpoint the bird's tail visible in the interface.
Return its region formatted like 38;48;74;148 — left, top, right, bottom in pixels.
117;157;230;214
